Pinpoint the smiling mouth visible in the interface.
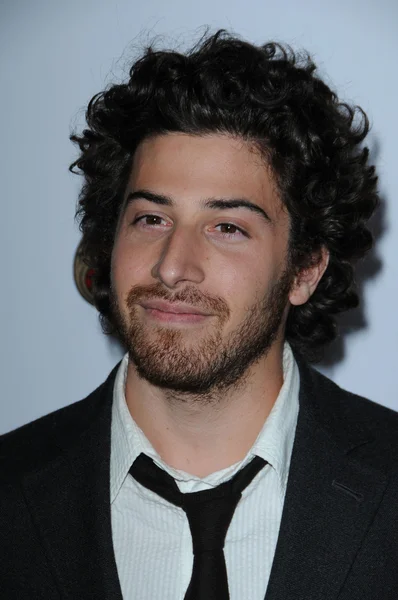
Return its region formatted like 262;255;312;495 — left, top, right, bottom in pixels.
140;300;212;324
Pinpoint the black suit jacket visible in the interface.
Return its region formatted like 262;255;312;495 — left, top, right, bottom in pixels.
1;359;398;599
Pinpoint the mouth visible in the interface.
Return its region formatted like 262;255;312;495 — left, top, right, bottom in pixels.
139;299;212;324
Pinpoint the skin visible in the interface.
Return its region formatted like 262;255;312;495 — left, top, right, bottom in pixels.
111;133;328;476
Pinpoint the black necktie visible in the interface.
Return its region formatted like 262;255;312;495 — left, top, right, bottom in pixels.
129;453;266;600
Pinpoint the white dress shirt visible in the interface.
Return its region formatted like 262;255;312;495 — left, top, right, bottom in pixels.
110;343;300;599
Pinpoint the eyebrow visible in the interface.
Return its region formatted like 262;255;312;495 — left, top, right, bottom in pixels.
125;189;271;223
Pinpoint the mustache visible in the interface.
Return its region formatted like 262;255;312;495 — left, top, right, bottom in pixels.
125;283;230;319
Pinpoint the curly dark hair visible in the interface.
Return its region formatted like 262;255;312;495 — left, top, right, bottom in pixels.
70;30;379;361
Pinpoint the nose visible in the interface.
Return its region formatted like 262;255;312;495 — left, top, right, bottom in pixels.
151;226;205;289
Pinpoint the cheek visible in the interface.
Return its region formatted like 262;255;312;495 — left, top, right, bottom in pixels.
111;239;151;298
217;251;286;320
208;254;266;313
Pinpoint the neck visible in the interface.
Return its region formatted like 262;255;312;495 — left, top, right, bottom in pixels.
124;342;285;477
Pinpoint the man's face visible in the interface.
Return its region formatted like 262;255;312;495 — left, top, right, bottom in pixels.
111;133;294;395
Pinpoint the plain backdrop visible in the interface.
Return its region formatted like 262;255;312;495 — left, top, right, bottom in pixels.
1;0;397;434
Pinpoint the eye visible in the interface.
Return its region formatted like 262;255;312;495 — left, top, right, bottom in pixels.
132;214;171;229
214;223;248;237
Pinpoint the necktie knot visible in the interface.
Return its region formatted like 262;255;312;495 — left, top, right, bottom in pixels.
182;490;242;554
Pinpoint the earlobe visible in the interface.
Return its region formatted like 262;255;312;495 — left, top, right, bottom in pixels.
289;247;329;307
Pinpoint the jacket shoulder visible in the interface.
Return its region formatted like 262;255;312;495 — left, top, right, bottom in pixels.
308;363;398;424
0;365;119;482
299;360;398;462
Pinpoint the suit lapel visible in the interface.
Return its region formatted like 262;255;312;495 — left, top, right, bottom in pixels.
265;361;388;600
21;372;123;600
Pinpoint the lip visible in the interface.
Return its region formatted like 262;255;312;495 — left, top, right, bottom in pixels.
140;299;211;316
139;299;212;324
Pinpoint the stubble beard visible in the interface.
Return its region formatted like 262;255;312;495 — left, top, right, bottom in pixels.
111;271;292;401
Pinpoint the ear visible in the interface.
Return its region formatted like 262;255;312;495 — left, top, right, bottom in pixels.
289;247;329;307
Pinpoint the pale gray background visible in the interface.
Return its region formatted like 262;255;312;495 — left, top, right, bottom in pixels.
1;0;397;434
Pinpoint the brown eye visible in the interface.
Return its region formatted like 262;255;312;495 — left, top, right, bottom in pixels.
133;214;168;227
215;223;247;236
219;223;238;234
144;215;163;225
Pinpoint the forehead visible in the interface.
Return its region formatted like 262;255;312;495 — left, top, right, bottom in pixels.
127;133;282;216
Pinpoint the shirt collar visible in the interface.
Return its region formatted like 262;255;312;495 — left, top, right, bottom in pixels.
110;353;142;504
110;343;299;503
251;342;299;496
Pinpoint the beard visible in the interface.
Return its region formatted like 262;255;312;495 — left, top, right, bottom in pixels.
111;270;292;398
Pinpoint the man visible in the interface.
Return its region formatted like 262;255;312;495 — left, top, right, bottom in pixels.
1;30;398;600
